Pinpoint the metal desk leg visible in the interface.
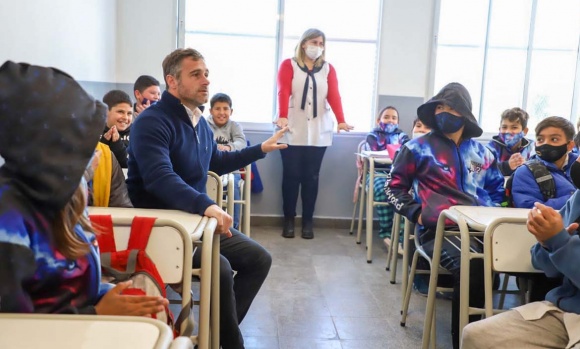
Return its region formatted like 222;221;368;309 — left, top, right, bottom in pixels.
366;158;376;263
356;159;368;244
210;234;221;349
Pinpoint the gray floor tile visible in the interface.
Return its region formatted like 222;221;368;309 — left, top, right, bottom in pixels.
279;337;343;349
277;315;337;339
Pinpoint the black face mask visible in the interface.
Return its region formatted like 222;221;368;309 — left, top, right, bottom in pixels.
570;161;580;189
535;143;568;163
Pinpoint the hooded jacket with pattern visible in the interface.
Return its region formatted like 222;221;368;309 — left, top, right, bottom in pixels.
385;83;505;231
0;61;110;313
487;135;535;176
365;126;409;151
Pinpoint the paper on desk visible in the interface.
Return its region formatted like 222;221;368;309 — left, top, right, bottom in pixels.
360;150;391;158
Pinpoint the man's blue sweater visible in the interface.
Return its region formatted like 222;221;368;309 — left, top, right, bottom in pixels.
126;91;265;214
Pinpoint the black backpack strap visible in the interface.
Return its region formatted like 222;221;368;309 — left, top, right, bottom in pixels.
525;160;556;201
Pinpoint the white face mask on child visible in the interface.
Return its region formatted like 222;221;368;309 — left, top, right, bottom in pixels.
413;132;426;139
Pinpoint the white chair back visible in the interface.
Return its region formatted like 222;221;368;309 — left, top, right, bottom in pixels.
206;171;223;206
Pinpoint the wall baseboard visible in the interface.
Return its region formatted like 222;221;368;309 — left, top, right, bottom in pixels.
250;215;379;230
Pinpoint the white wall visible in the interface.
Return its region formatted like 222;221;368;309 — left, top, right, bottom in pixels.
115;0;177;83
378;0;435;100
0;0;117;82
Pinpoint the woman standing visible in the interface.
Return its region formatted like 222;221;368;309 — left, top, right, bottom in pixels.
276;28;353;239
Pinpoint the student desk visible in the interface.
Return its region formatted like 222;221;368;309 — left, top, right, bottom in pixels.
356;150;392;263
0;314;173;349
421;206;530;349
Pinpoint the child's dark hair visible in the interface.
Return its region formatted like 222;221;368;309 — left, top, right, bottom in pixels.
210;93;233;109
133;75;160;94
500;107;529;129
102;90;132;110
412;118;420;127
377;105;399;120
535;116;575;141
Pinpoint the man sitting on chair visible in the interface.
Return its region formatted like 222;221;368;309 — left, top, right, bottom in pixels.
126;48;288;349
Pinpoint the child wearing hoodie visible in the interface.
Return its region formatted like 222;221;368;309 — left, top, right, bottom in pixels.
462;191;580;348
386;82;505;349
206;93;247;229
0;61;166;316
362;106;409;250
486;107;535;176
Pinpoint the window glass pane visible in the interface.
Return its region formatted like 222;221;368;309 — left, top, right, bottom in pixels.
526;51;577;129
184;0;278;35
283;0;381;41
533;0;580;50
480;48;527;132
433;46;484;118
438;0;489;46
184;34;277;123
487;0;532;48
182;0;381;127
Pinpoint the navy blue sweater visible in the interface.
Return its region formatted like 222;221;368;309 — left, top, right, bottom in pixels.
126;91;265;214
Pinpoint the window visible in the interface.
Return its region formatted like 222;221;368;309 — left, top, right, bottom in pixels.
434;0;580;133
180;0;382;131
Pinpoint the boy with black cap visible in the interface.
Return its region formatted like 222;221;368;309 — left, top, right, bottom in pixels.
385;82;505;348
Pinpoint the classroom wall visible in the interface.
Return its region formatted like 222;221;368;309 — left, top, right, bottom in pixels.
0;0;437;220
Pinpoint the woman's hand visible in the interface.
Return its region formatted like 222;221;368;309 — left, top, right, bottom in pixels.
275;118;288;129
337;122;354;133
95;281;169;316
261;127;289;153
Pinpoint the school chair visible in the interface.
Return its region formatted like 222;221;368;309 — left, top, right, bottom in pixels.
170;337;194;349
87;206;219;349
350;140;367;235
482;217;542;318
400;223;453;330
223;164;252;236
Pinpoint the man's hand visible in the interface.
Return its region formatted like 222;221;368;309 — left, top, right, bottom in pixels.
274;117;288;129
203;204;233;237
95;281;169;316
508;153;524;170
527;202;564;243
261;127;289;153
103;125;120;142
337;122;354;133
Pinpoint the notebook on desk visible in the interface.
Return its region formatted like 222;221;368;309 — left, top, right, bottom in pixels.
360;150;390;158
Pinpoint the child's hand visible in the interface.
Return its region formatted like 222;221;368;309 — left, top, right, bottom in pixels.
95;281;168;316
527;202;564;242
508;153;524;170
103;126;120;142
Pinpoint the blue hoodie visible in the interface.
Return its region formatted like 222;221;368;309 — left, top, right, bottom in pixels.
512;153;578;210
533;190;580;314
127;91;266;214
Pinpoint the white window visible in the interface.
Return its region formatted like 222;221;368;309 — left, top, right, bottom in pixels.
434;0;580;133
180;0;382;131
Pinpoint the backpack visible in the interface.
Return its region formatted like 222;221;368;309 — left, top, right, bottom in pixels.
503;159;555;207
89;215;192;337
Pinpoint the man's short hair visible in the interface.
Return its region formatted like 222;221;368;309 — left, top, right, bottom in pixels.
162;48;204;86
535;116;575;141
103;90;132;110
210;93;232;109
133;75;160;94
500;107;529;129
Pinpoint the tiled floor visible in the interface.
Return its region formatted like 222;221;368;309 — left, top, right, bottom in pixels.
239;225;454;349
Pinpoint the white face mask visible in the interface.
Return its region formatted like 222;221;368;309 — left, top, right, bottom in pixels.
413;132;426;139
305;45;323;60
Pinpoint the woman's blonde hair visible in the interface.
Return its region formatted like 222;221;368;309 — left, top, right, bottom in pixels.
294;28;326;68
51;183;92;260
